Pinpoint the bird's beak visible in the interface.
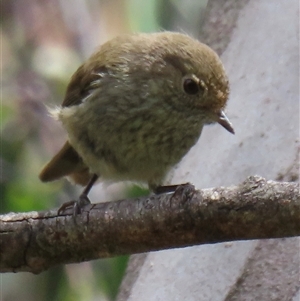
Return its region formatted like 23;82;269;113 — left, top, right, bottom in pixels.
217;111;235;134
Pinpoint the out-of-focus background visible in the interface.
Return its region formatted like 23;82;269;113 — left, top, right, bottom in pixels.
1;0;208;300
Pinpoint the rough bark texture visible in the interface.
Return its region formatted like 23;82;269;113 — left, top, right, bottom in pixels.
117;0;300;300
1;177;298;274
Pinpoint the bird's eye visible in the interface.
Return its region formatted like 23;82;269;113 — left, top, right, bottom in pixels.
183;77;199;95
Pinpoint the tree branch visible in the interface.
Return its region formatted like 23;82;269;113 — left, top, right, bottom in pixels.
1;176;299;274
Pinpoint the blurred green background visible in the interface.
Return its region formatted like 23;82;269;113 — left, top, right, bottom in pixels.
1;0;207;300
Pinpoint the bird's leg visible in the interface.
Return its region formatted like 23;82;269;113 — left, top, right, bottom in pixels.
153;184;181;194
152;183;192;194
58;174;99;216
153;183;195;201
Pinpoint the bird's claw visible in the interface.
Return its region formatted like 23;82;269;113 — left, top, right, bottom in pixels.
170;183;195;203
57;194;91;217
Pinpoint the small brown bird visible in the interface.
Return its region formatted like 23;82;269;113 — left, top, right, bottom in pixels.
39;32;234;214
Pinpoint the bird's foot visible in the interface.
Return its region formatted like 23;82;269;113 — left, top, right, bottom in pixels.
57;194;91;217
170;183;195;201
153;183;192;195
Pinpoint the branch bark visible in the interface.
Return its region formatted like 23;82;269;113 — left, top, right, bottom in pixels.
1;176;299;274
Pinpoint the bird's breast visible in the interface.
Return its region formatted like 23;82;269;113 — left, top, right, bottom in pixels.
59;96;204;183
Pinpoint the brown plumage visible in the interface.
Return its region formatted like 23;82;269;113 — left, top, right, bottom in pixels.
39;32;234;211
39;141;91;186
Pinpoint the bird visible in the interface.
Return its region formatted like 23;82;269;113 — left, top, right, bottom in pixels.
39;32;234;214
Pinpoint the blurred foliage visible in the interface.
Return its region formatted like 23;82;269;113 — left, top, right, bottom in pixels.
1;0;207;300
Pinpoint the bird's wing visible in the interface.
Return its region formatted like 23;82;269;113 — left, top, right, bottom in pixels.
39;141;91;185
62;63;109;108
